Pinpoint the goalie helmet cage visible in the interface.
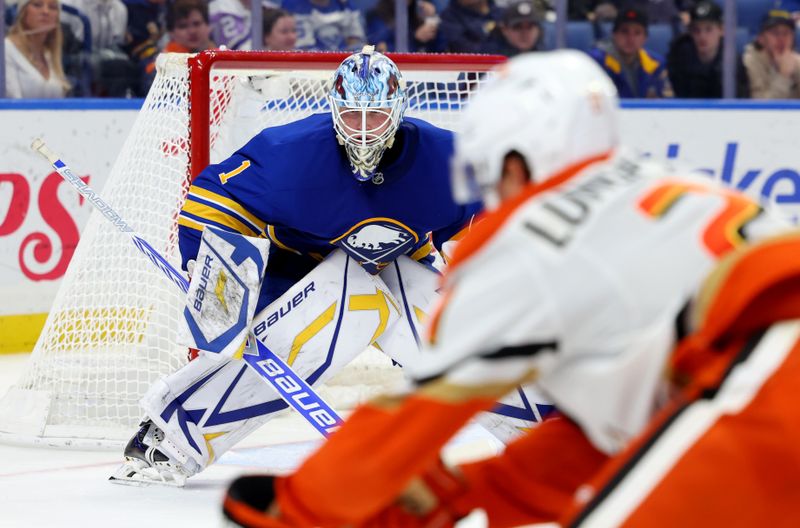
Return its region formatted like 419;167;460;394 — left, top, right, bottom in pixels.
0;50;505;448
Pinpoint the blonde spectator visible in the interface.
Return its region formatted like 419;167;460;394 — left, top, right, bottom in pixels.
4;0;70;98
262;8;298;50
744;9;800;99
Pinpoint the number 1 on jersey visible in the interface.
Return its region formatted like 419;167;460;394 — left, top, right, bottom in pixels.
219;160;251;184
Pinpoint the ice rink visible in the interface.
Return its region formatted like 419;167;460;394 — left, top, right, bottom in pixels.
0;353;504;528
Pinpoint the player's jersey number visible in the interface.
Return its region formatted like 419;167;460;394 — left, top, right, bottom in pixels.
219;160;250;185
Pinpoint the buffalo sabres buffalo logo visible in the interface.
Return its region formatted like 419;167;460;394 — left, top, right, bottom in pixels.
332;218;418;274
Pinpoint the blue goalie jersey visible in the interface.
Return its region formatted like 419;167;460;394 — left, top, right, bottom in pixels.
178;113;480;311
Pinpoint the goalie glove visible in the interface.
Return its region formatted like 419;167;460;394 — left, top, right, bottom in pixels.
361;457;472;528
222;475;288;528
221;459;471;528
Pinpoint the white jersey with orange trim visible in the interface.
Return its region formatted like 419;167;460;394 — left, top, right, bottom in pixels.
410;153;788;455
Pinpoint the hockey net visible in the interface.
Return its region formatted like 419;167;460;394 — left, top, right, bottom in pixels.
0;50;504;448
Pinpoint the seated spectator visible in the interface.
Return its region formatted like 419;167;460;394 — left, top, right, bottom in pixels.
58;11;87;96
123;0;167;93
485;0;543;56
164;0;215;52
668;1;749;98
282;0;365;51
366;0;443;52
210;0;252;50
62;0;128;51
124;0;166;54
439;0;503;53
263;8;298;50
743;9;800;99
588;6;673;97
64;0;139;96
5;0;70;98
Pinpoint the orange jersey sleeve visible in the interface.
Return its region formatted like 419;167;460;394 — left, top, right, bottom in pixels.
454;415;608;527
672;231;800;387
274;393;496;526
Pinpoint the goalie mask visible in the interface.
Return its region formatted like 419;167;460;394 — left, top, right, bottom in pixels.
329;45;407;182
452;50;620;209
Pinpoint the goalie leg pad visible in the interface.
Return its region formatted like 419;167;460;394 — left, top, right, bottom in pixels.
374;256;441;367
248;250;404;386
139;251;404;474
139;355;261;472
480;384;556;443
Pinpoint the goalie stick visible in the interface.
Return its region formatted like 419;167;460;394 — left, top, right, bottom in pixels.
31;138;343;438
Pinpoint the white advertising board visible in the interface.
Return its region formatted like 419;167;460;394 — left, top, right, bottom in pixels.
0;105;137;318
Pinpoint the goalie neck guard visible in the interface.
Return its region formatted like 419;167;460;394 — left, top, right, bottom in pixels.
329;45;408;182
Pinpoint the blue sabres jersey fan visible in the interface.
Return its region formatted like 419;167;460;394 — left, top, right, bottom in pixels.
588;45;671;98
283;0;366;51
178;113;479;312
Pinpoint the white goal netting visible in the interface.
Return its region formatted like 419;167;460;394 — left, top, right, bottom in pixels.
0;51;502;448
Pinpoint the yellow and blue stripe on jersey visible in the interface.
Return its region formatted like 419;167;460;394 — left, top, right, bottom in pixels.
179;186;267;238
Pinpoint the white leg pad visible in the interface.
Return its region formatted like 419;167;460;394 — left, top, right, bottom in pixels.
141;250;406;470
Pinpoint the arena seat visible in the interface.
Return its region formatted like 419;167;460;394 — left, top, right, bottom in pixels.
645;23;674;57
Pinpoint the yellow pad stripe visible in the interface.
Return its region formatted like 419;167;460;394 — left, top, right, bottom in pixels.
203;431;227;464
232;340;247;360
288;303;337;365
413;306;428;325
348;289;393;345
215;271;229;313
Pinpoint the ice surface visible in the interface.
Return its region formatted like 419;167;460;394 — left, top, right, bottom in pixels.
0;353;503;528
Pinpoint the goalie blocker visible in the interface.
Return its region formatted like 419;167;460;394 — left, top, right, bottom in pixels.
179;226;270;359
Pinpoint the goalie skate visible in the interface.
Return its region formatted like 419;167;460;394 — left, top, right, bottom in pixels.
109;419;199;487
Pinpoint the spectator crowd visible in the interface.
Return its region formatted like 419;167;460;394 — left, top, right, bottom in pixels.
4;0;800;99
